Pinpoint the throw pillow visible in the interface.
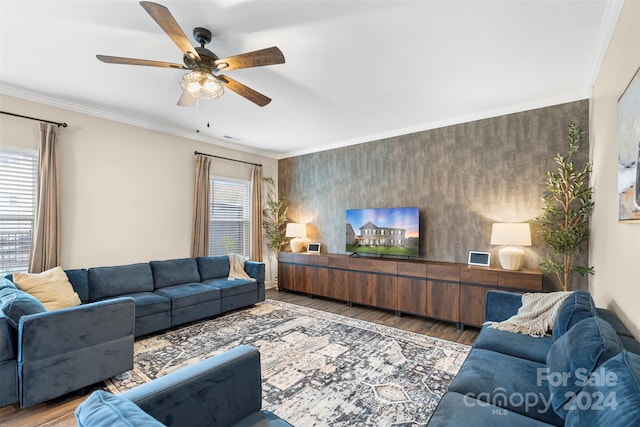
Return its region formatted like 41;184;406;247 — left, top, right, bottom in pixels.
0;287;47;328
13;266;81;311
564;351;640;426
546;316;624;419
75;390;165;427
552;290;596;341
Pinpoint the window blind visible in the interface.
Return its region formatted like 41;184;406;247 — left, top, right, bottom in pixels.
209;178;250;257
0;149;37;274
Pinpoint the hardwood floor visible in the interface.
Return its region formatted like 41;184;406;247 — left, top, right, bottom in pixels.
0;288;478;427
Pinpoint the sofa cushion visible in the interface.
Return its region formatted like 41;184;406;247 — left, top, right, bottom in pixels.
13;266;81;311
75;390;164;427
201;278;256;298
120;292;171;318
552;290;595;341
65;268;90;303
563;351;640;427
448;348;564;426
196;256;230;281
0;287;47;329
150;258;201;289
89;263;154;301
546;316;624;419
154;283;221;310
426;392;556;427
473;326;553;363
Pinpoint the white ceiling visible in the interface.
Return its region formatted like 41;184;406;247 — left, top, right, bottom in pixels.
0;1;622;158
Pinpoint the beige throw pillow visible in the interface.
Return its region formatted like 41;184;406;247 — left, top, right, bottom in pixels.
13;266;81;311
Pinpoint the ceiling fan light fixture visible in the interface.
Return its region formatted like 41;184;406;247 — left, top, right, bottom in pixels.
180;70;224;100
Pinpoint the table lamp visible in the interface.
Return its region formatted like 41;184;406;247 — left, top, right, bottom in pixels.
285;223;307;252
490;223;531;270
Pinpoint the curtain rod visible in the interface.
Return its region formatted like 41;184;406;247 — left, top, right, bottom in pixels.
194;151;262;167
1;111;68;128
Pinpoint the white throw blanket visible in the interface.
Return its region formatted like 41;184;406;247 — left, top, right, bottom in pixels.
484;291;573;337
228;254;256;282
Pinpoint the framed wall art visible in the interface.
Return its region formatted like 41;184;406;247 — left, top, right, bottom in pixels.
617;66;640;222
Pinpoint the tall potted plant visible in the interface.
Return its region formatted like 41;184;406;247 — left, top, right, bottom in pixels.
536;122;594;291
262;177;288;286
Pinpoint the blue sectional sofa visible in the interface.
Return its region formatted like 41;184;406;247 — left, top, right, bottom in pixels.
427;290;640;426
75;345;292;427
0;255;265;409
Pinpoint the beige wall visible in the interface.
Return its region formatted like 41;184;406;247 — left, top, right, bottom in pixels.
590;0;640;337
0;94;278;274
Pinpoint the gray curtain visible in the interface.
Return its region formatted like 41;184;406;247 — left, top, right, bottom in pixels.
251;166;263;261
190;154;212;257
29;123;61;272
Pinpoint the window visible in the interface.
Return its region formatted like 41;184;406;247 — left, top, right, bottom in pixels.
209;177;250;257
0;148;37;274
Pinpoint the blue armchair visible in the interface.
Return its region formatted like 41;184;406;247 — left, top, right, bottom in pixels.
75;345;291;427
0;276;135;409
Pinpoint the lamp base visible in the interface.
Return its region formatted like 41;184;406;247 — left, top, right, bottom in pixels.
498;246;525;270
289;237;306;253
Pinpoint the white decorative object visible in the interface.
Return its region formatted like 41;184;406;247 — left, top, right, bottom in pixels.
285;223;307;252
490;223;532;270
307;242;321;254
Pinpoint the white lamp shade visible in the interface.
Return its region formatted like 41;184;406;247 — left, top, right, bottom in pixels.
490;223;532;246
285;223;307;238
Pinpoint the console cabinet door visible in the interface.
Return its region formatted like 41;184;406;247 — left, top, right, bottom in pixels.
425;263;461;323
325;256;350;301
290;264;310;293
350;272;397;310
459;268;498;327
309;256;331;298
397;262;427;316
459;284;495;327
349;259;398;310
278;262;294;291
278;261;310;293
426;280;460;323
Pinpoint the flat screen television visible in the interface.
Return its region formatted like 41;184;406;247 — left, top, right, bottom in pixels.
346;207;420;257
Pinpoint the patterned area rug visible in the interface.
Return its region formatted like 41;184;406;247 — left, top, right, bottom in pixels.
105;299;470;426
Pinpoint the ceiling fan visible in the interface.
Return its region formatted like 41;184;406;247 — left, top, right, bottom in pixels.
97;1;285;107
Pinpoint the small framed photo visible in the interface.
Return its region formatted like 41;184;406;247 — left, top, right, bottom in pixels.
468;250;491;267
307;242;321;254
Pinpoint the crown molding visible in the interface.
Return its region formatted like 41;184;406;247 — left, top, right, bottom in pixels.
581;0;625;97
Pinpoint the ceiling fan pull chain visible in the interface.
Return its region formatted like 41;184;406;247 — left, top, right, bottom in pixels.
195;96;200;133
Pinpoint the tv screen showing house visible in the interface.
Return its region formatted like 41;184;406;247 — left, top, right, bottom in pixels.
346;207;419;257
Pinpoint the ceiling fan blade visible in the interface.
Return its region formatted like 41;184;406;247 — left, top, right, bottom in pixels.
139;1;200;62
218;75;272;107
177;90;197;107
97;55;185;69
214;47;285;71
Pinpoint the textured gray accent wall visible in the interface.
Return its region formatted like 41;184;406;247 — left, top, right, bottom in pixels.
279;100;590;290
